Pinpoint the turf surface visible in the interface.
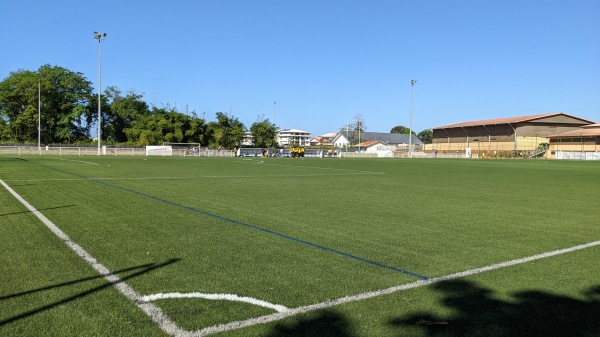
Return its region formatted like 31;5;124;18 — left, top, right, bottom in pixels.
1;156;598;336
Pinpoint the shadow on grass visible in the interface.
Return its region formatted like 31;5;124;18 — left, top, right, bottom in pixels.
0;204;76;218
0;258;180;327
266;310;354;337
390;280;600;337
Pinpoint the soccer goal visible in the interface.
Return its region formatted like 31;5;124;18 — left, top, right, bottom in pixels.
163;142;202;157
146;146;173;156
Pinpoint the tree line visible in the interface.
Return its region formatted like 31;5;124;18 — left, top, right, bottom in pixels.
0;65;278;148
0;64;431;148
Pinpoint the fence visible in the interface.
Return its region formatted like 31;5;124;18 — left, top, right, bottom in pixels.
0;146;107;156
0;146;235;157
5;145;597;161
555;151;600;160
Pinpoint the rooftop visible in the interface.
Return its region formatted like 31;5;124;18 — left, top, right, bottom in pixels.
433;112;595;129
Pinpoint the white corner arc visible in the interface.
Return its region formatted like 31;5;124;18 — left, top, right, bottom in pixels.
140;292;289;313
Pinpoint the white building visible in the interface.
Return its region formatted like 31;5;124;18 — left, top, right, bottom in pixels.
277;129;311;147
331;132;351;148
242;131;254;146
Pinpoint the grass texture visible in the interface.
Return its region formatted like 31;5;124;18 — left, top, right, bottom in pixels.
1;156;598;336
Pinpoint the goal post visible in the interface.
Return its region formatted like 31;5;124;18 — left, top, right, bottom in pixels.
162;142;202;157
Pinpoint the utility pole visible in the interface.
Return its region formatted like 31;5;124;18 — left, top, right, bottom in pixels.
409;79;416;158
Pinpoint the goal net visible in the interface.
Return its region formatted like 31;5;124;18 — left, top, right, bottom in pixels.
163;142;202;157
146;146;173;156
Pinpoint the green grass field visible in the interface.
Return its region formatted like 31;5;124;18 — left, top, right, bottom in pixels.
1;156;599;337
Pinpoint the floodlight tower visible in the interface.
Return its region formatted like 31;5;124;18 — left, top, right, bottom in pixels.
38;79;41;150
94;31;107;156
409;79;416;158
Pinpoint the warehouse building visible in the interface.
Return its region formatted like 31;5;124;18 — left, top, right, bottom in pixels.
546;123;600;159
430;113;595;157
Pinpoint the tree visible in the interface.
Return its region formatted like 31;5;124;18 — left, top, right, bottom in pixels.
250;116;277;148
184;111;207;146
0;64;94;143
418;129;433;144
390;125;415;135
205;112;245;149
103;87;149;144
0;69;38;142
342;113;367;145
121;104;206;146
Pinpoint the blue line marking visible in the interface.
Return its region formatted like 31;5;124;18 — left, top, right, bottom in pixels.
45;165;429;280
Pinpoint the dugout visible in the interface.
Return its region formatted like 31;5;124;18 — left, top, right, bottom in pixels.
430;113;595;156
238;148;290;157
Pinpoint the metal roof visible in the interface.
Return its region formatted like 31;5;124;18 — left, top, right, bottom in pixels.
546;124;600;138
433;113;595;129
360;132;424;145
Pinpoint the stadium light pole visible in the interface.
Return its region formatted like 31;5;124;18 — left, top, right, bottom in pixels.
38;79;41;151
94;31;107;156
273;101;276;126
409;79;416;158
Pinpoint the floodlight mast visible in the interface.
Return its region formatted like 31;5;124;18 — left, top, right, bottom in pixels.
94;32;107;155
38;79;41;150
409;79;416;158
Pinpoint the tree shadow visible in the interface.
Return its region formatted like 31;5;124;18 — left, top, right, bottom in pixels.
0;258;180;327
266;310;354;337
390;280;600;337
0;204;76;217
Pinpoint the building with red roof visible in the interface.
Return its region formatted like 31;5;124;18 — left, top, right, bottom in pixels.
430;112;596;157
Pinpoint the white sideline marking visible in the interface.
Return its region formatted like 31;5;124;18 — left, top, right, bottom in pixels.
141;293;289;313
48;157;100;165
3;172;381;182
193;239;600;336
0;179;183;337
242;161;384;175
3;178;598;337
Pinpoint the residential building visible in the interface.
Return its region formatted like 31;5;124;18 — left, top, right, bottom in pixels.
276;129;311;147
242;131;254;146
331;131;423;149
310;136;333;146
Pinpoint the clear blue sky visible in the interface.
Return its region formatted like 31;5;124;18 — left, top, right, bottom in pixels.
2;0;599;137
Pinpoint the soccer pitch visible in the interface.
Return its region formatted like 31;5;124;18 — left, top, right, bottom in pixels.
1;156;599;336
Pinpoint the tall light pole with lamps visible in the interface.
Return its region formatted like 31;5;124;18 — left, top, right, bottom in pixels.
409;79;416;158
38;79;41;150
94;32;107;155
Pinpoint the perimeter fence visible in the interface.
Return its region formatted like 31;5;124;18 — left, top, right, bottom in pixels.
0;145;234;157
2;146;598;160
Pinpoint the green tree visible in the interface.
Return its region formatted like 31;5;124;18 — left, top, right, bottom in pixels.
390;125;415;135
123;105;207;146
103;87;149;143
0;69;38;142
206;112;245;149
418;129;433;144
0;64;93;143
250;117;277;148
184;112;207;146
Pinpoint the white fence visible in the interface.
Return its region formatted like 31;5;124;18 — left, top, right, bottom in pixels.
556;151;600;160
0;146;233;157
0;146;108;156
5;146;597;160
